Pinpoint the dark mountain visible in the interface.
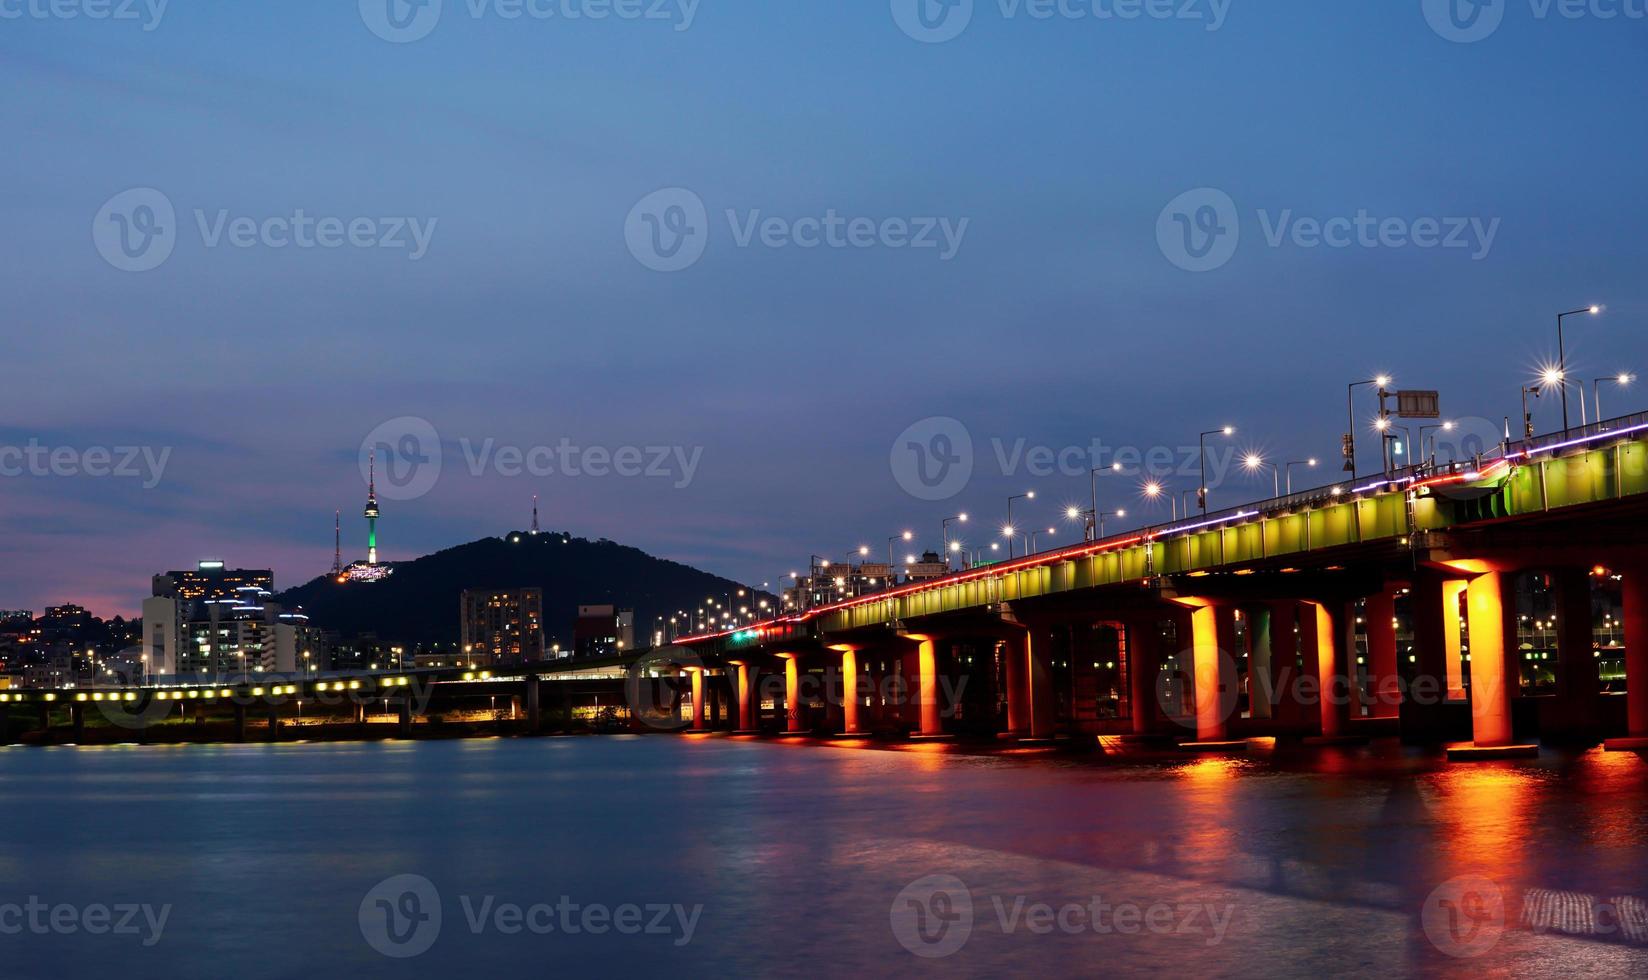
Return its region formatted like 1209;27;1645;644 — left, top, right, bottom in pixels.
277;531;769;648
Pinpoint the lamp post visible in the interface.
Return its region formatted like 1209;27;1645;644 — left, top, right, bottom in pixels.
887;531;913;575
1556;305;1602;432
1346;375;1392;477
1417;422;1454;466
1029;527;1056;552
1090;462;1121;541
1592;373;1635;424
1006;491;1035;558
1242;453;1279;497
1066;506;1094;541
1198;426;1235;513
1284;458;1318;494
942;514;968;566
1097;510;1126;538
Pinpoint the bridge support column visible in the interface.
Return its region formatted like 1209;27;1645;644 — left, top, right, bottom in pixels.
70;703;85;743
233;702;247;743
1248;607;1273;720
525;675;541;732
0;706;9;745
397;698;414;737
1551;568;1599;740
1269;601;1303;726
730;662;755;732
833;646;863;735
1127;620;1161;736
781;654;805;734
1003;629;1052;740
1443;580;1468;701
1312;601;1352;739
1609;564;1648;746
899;635;945;737
1366;591;1401;719
1442;567;1538;759
1185;603;1234;743
689;669;705;732
353;701;367;725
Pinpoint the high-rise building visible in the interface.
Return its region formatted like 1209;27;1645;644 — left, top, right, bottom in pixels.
460;588;545;665
142;562;323;678
573;604;634;658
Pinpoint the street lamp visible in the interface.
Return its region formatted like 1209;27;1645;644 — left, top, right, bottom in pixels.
1285;458;1318;494
887;531;913;573
942;513;968;565
1522;384;1544;439
1097;510;1126;538
1242;453;1279;497
1089;462;1122;542
1006;491;1035;557
1198;426;1234;514
1141;480;1178;521
1557;305;1602;431
1346;375;1392;477
1592;373;1635;424
1029;526;1057;552
1065;505;1093;540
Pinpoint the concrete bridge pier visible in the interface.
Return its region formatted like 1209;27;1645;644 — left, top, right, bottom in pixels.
232;702;247;743
396;698;414;737
728;661;756;732
1404;574;1459;740
1549;567;1601;742
689;669;706;732
1247;606;1274;721
1365;591;1402;720
1001;626;1053;740
1606;562;1648;749
70;703;86;743
525;675;541;732
1126;618;1163;737
353;701;367;726
0;705;9;745
889;635;945;738
1446;566;1538;759
1174;600;1239;746
1308;600;1355;742
829;645;864;735
778;653;806;734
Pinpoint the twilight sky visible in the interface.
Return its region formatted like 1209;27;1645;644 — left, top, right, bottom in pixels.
2;1;1646;617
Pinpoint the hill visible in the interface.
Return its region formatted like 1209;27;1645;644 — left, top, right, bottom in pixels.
277;531;769;648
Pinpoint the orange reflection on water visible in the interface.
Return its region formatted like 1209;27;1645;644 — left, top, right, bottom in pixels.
1427;764;1537;888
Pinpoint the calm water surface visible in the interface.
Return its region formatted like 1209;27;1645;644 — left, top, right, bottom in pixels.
2;736;1646;978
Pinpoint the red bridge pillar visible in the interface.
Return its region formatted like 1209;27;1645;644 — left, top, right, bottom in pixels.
1127;619;1161;736
1622;564;1648;739
729;661;755;732
1003;627;1054;739
830;644;864;735
1365;591;1401;719
1312;600;1352;738
900;634;945;737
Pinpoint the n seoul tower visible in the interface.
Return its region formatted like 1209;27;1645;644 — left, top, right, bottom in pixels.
365;449;381;565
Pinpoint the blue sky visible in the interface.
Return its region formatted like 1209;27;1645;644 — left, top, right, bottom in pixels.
2;1;1646;615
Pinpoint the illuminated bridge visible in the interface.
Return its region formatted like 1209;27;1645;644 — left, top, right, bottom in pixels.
659;413;1648;759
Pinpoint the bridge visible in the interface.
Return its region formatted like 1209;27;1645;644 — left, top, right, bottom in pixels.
655;412;1648;759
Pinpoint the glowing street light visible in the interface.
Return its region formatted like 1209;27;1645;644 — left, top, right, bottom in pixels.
942;513;969;567
887;530;913;572
1006;491;1035;557
1141;480;1178;521
1242;452;1279;497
